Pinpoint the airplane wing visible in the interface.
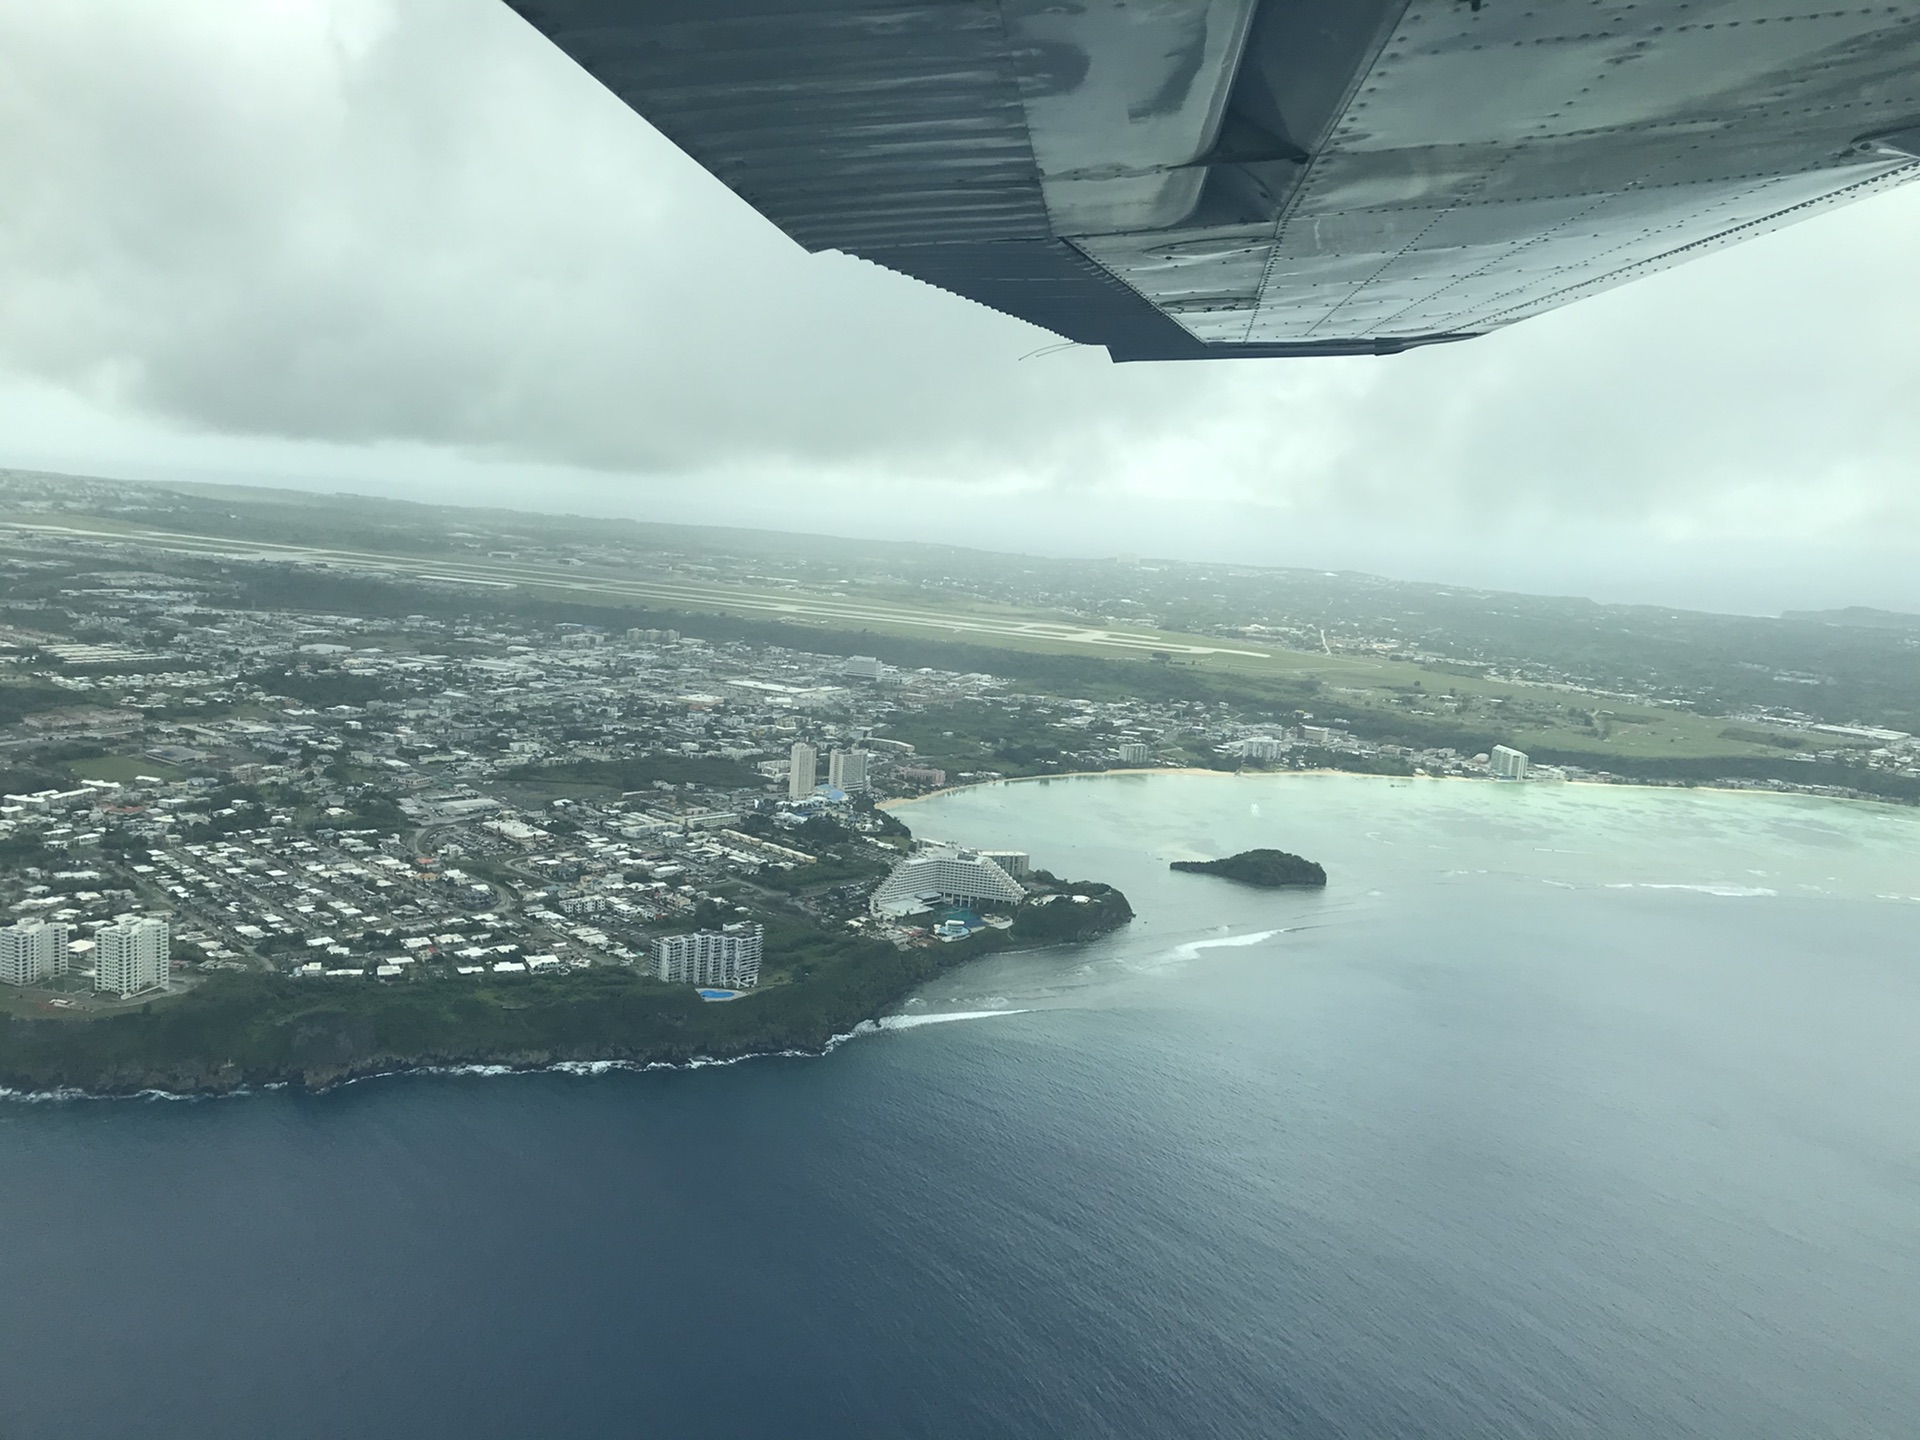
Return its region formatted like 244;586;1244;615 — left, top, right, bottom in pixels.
503;0;1920;361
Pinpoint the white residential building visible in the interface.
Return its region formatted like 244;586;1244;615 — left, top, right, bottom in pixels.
788;742;818;801
1117;741;1149;765
1239;736;1286;761
841;655;886;681
0;919;70;987
828;748;870;795
978;850;1030;879
1490;744;1530;780
95;916;171;997
653;923;763;989
871;847;1026;917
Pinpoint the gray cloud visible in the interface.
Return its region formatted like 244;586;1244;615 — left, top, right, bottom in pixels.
0;0;1917;611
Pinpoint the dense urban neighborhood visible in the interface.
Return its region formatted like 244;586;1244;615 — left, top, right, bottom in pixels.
1;471;1917;1050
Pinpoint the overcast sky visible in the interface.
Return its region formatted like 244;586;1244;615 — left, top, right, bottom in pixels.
2;0;1918;615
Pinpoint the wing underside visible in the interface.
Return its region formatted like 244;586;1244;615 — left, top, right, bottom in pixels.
506;0;1920;361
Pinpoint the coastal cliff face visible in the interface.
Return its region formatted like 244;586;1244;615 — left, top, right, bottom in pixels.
1170;849;1327;888
0;948;939;1096
0;882;1136;1096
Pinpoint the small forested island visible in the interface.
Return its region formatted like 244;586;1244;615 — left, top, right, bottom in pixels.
1170;848;1327;888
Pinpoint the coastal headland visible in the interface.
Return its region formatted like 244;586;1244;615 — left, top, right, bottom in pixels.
0;866;1132;1097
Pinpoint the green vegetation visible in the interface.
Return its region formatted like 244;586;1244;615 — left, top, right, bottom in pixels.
208;551;1892;761
233;556;1902;791
248;664;396;709
503;755;765;795
25;477;1920;739
1527;749;1920;804
1171;849;1327;887
0;952;936;1094
1719;726;1806;750
723;812;898;895
68;754;182;785
0;833;49;867
1293;747;1414;777
754;913;894;984
1008;881;1134;942
0;682;77;726
754;848;893;895
875;701;1108;777
309;792;408;834
0;855;1140;1093
168;525;1912;783
0;758;70;797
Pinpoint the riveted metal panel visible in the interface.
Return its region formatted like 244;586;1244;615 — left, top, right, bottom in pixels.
509;1;1054;250
506;0;1920;359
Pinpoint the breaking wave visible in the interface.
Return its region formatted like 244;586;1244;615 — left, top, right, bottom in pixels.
1168;928;1286;962
1604;883;1778;897
0;1009;1039;1103
877;1009;1029;1031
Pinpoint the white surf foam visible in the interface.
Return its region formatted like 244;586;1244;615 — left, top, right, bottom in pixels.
877;1009;1030;1031
1168;928;1285;962
1627;883;1778;898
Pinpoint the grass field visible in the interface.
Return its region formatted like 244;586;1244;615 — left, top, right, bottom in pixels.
67;754;183;785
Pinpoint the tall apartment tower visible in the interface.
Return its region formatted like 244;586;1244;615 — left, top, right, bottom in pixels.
788;742;818;801
651;923;764;989
828;748;870;795
95;916;171;997
1489;745;1530;781
0;919;71;986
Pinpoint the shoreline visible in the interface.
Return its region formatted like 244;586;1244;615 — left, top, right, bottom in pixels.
0;911;1118;1104
0;1019;896;1105
882;766;1911;811
12;774;1899;1104
0;975;921;1102
880;766;1221;808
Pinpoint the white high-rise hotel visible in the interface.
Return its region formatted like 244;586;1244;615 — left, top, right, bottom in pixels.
871;847;1027;917
789;742;818;801
0;919;70;987
828;748;870;795
1490;745;1530;781
652;923;764;989
95;916;171;997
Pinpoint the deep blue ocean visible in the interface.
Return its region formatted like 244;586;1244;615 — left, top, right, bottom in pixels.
5;775;1920;1439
